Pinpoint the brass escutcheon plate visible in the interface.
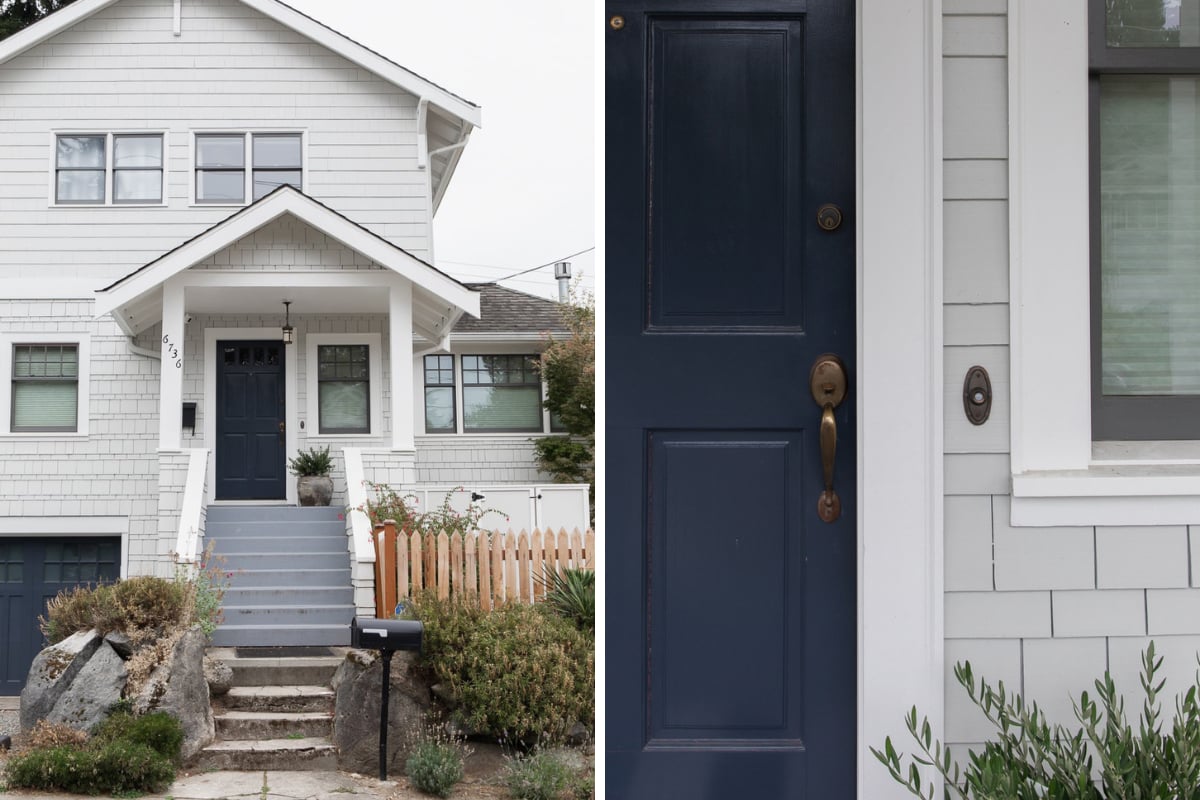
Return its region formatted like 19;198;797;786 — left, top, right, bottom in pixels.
810;354;847;409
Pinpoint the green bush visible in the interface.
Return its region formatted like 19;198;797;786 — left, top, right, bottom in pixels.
92;711;184;762
404;738;464;798
538;568;594;630
874;642;1200;799
4;711;182;794
410;594;593;745
505;751;591;800
288;445;332;476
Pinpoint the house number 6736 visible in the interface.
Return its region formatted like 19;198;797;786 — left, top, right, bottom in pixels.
162;334;182;369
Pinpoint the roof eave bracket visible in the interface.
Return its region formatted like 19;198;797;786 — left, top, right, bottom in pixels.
416;97;430;170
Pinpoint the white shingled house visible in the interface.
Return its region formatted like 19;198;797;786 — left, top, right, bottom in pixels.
605;2;1200;799
0;0;585;694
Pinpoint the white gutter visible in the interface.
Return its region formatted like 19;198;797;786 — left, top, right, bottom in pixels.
127;338;161;360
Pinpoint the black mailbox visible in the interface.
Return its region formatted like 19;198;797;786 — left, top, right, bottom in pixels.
351;617;422;652
351;616;424;781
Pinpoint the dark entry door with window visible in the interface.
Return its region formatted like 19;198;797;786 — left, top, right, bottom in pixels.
607;3;856;798
216;340;285;500
0;537;120;695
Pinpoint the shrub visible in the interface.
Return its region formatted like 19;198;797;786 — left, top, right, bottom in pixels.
404;738;465;797
40;575;187;645
505;751;590;800
410;593;593;745
873;642;1200;799
537;568;594;630
358;484;508;535
92;711;184;762
288;445;332;476
26;720;88;750
89;740;176;794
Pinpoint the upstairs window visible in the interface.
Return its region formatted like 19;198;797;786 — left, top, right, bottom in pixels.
195;133;303;205
12;344;78;432
1091;1;1200;438
55;133;163;205
462;355;543;433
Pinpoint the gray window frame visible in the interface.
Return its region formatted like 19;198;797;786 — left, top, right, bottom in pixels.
112;134;164;205
11;343;78;433
423;354;457;434
251;133;303;201
54;134;105;205
461;354;544;434
1088;1;1200;440
316;344;370;435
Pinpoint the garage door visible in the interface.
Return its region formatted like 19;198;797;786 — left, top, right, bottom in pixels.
0;538;121;696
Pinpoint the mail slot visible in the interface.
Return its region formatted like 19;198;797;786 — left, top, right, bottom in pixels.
351;617;422;652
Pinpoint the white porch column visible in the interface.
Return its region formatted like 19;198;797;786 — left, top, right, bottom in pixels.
158;278;185;450
389;279;414;451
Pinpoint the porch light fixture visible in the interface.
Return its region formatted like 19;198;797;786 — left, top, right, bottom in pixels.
282;300;294;345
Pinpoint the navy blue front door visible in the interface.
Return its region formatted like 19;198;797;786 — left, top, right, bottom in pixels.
0;537;121;695
607;3;856;798
216;340;286;500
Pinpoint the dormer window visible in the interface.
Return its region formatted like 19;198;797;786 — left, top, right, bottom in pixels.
195;132;303;205
54;133;163;205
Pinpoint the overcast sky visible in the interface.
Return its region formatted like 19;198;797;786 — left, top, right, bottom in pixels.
281;0;596;302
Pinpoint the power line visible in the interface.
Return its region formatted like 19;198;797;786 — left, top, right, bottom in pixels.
493;246;595;282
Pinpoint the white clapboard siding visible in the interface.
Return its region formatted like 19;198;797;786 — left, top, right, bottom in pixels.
0;0;442;281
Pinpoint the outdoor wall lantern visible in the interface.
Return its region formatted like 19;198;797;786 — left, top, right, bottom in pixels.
281;300;294;345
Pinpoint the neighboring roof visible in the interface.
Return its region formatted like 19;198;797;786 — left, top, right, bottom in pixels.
94;186;480;338
0;0;481;127
452;283;567;336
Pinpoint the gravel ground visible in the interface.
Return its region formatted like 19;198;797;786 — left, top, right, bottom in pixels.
0;708;16;739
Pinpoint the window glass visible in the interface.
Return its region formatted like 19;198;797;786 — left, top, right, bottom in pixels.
196;171;244;203
12;344;78;432
1107;0;1200;47
253;170;302;200
253;134;301;167
317;344;369;433
113;136;161;168
462;355;542;432
196;136;245;167
56;135;105;203
424;355;456;433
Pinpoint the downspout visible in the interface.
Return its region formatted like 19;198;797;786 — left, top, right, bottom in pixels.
127;338;160;360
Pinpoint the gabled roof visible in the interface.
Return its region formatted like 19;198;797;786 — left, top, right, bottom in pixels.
95;186;480;337
452;283;567;336
0;0;481;128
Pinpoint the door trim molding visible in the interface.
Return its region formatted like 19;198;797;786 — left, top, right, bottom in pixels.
204;328;297;506
858;2;944;798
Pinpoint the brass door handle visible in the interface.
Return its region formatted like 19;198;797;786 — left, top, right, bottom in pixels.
810;355;848;523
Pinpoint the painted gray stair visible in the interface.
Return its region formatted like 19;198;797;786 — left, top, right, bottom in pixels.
198;648;342;771
206;506;353;648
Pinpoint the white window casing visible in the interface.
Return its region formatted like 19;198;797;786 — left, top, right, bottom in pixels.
189;130;308;207
305;333;383;438
1008;0;1200;525
48;131;167;208
0;332;90;437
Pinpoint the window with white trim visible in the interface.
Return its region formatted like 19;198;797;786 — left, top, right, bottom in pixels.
195;133;302;204
304;334;382;438
54;133;164;205
0;335;90;437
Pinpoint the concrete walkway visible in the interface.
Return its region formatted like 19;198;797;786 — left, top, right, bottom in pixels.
0;770;399;800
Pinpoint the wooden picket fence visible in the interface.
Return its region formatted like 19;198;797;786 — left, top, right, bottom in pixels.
371;521;595;615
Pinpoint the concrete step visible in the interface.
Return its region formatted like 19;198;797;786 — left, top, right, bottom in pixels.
194;737;337;771
213;552;350;571
207;535;347;554
206;520;347;538
214;711;333;741
210;652;345;685
207;505;344;523
222;685;336;713
227;568;351;588
211;623;351;649
223;586;355;606
222;604;355;627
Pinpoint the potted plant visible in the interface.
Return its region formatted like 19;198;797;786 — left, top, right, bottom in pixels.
289;445;334;506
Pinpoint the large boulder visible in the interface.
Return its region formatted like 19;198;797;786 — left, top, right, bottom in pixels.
134;627;213;762
331;649;430;775
19;629;101;730
44;641;126;731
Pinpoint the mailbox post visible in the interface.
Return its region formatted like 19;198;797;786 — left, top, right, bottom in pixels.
351;617;423;781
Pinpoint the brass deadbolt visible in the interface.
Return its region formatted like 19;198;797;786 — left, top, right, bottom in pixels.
817;204;843;232
610;15;625;30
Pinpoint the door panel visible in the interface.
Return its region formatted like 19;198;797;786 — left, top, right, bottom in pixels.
607;2;856;797
216;341;285;500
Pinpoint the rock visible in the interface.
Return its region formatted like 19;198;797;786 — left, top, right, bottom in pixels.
203;655;233;696
104;631;133;659
331;649;430;775
155;627;214;762
0;735;10;750
19;629;101;731
45;641;126;731
565;721;591;747
430;682;455;705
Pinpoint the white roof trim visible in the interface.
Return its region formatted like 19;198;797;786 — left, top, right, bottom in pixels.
94;187;480;319
0;0;481;128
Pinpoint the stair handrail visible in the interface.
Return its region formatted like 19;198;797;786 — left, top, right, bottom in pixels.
175;448;210;564
343;447;375;564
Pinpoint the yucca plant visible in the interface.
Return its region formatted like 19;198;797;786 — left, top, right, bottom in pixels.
537;568;594;630
873;642;1200;800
